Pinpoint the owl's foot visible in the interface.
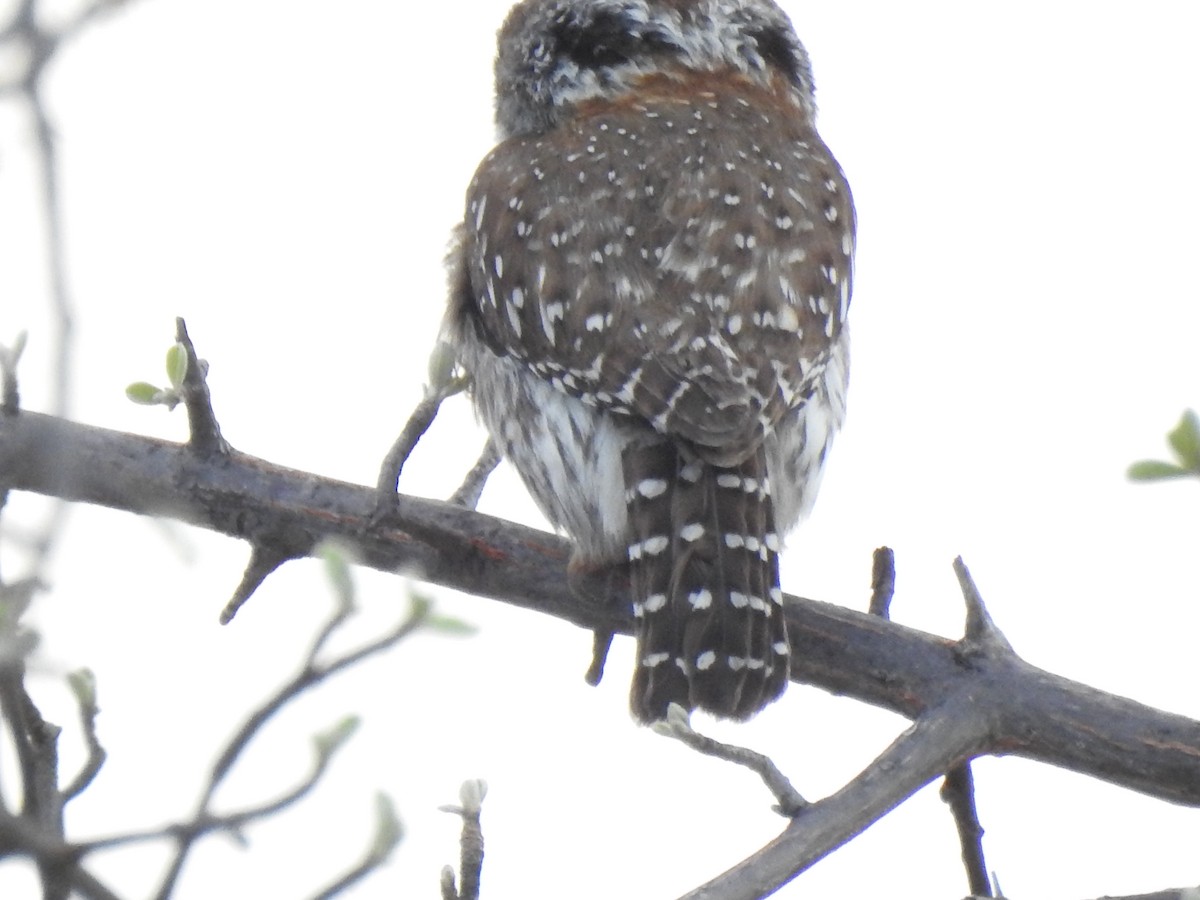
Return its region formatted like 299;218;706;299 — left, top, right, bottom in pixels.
567;556;629;688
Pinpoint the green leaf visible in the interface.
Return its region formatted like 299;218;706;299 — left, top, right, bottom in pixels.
316;539;357;611
165;343;189;391
423;613;478;636
1166;409;1200;471
313;714;361;759
1127;460;1192;482
125;382;164;404
407;591;433;623
68;668;98;711
369;793;404;862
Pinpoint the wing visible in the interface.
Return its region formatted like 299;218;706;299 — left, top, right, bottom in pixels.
461;75;855;463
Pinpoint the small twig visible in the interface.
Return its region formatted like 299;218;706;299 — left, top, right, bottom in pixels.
61;669;106;802
439;779;487;900
219;543;292;624
677;698;992;900
84;722;349;855
448;439;501;509
308;855;384;900
0;331;27;415
867;546;895;619
151;598;426;900
307;793;402;900
0;663;68;899
174;318;229;457
940;763;992;897
0;811;123;900
653;704;807;817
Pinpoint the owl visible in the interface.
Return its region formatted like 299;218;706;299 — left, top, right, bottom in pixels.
442;0;854;723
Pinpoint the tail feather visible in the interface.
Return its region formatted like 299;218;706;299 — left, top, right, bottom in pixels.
624;442;789;722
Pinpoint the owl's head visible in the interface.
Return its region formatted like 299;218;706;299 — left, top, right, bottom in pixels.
493;0;816;138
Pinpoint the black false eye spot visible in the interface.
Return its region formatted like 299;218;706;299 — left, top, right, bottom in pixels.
551;9;680;70
746;25;802;85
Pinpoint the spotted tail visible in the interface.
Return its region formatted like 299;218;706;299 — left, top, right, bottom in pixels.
624;442;790;722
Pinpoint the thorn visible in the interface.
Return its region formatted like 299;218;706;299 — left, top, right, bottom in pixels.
220;545;290;624
952;557;1012;652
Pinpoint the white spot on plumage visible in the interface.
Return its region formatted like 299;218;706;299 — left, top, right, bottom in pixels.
505;298;522;336
643;593;667;613
688;588;713;609
775;304;800;332
637;478;668;498
679;522;705;542
642;535;669;556
540;300;565;342
696;650;716;670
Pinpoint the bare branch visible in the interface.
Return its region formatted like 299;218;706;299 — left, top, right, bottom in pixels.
940;763;991;897
3;411;1199;809
678;699;990;900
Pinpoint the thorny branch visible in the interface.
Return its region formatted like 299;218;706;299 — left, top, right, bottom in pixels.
3;409;1199;811
867;546;993;898
5;374;1200;898
1;3;1197;892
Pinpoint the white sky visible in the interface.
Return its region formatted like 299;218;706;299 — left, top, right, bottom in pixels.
2;0;1199;898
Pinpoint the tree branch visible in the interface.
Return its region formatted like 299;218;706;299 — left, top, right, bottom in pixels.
3;410;1198;814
